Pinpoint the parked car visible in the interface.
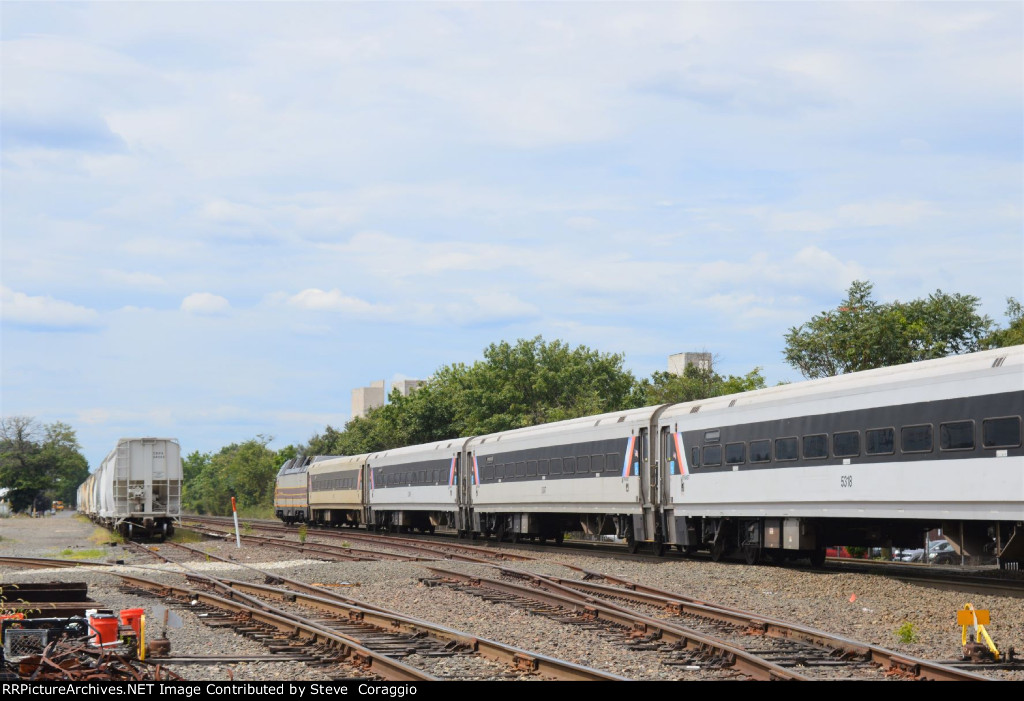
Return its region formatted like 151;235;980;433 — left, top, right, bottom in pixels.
898;548;925;563
928;539;957;565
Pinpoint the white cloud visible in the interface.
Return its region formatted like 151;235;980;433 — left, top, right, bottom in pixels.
0;286;100;328
287;288;392;316
180;292;231;315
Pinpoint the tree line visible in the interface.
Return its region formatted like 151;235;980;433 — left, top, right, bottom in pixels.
2;281;1020;516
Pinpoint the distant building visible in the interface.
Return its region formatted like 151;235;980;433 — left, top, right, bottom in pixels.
393;379;425;397
668;352;712;376
352;380;385;418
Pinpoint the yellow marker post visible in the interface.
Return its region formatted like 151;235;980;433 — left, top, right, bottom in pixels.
959;603;999;661
139;613;146;661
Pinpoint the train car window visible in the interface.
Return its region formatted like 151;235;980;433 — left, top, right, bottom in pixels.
983;417;1021;448
833;432;860;457
749;440;771;463
591;454;605;472
725;442;745;464
419;470;427;483
775;437;798;461
691;446;699;468
564;457;576;474
704;429;720;443
527;460;538;476
483;465;493;480
866;428;895;455
802;434;828;459
605;453;619;473
940;421;974;451
901;425;933;453
539;459;549;475
578;455;591;473
703;445;722;466
515;461;526;477
550;458;562;475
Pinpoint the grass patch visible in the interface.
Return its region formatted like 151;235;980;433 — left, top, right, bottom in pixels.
237;505;275;520
895;622;920;644
168;529;203;544
88;527;123;545
58;548;106;560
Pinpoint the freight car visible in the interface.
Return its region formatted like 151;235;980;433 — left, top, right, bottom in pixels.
77;437;182;539
274;346;1024;566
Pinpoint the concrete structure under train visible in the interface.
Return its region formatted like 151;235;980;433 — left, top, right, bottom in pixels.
77;438;182;539
276;346;1024;567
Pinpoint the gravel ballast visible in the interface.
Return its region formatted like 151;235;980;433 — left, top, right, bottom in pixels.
2;513;1021;680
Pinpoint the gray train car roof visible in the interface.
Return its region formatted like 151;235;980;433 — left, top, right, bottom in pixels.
277;455;341;476
308;453;370;474
465;404;663;453
368;438;471;466
99;437;181;465
659;345;1024;427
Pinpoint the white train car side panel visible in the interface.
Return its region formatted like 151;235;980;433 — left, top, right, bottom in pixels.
367;439;465;532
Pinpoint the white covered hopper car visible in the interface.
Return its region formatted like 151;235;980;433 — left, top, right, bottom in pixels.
78;437;182;539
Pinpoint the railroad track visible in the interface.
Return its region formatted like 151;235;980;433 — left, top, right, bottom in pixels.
183;516;532;563
424;564;994;681
122;541;625;681
184;515;1024;599
500;565;996;681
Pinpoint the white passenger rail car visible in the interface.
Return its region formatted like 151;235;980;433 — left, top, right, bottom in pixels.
272;346;1023;567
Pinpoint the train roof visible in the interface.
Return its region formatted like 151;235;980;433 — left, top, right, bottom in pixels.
368;437;471;462
660;344;1024;422
466;404;662;449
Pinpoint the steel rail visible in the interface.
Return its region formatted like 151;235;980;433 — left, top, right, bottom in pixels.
0;556;111;569
183;521;430;562
115;572;435;681
130;540;625;680
513;567;992;682
185;516;533;562
210;574;627;681
425;565;807;681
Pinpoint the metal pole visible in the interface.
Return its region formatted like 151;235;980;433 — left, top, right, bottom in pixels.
232;496;241;549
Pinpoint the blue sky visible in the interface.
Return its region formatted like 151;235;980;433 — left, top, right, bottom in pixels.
2;2;1021;468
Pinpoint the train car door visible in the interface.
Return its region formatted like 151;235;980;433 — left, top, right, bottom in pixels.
639;427;656;541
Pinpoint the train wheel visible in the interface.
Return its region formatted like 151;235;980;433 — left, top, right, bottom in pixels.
809;548;827;568
653;539;666;557
710;539;726;562
554;532;564;545
743;545;761;565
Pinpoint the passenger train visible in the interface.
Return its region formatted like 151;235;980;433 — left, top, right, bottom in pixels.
77;437;182;539
281;345;1022;566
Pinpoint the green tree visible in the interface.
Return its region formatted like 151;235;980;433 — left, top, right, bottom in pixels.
636;365;767;405
784;281;992;379
182;436;289;515
40;422;89;504
0;417;90;510
306;336;640;454
983;298;1024;348
456;337;638;435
